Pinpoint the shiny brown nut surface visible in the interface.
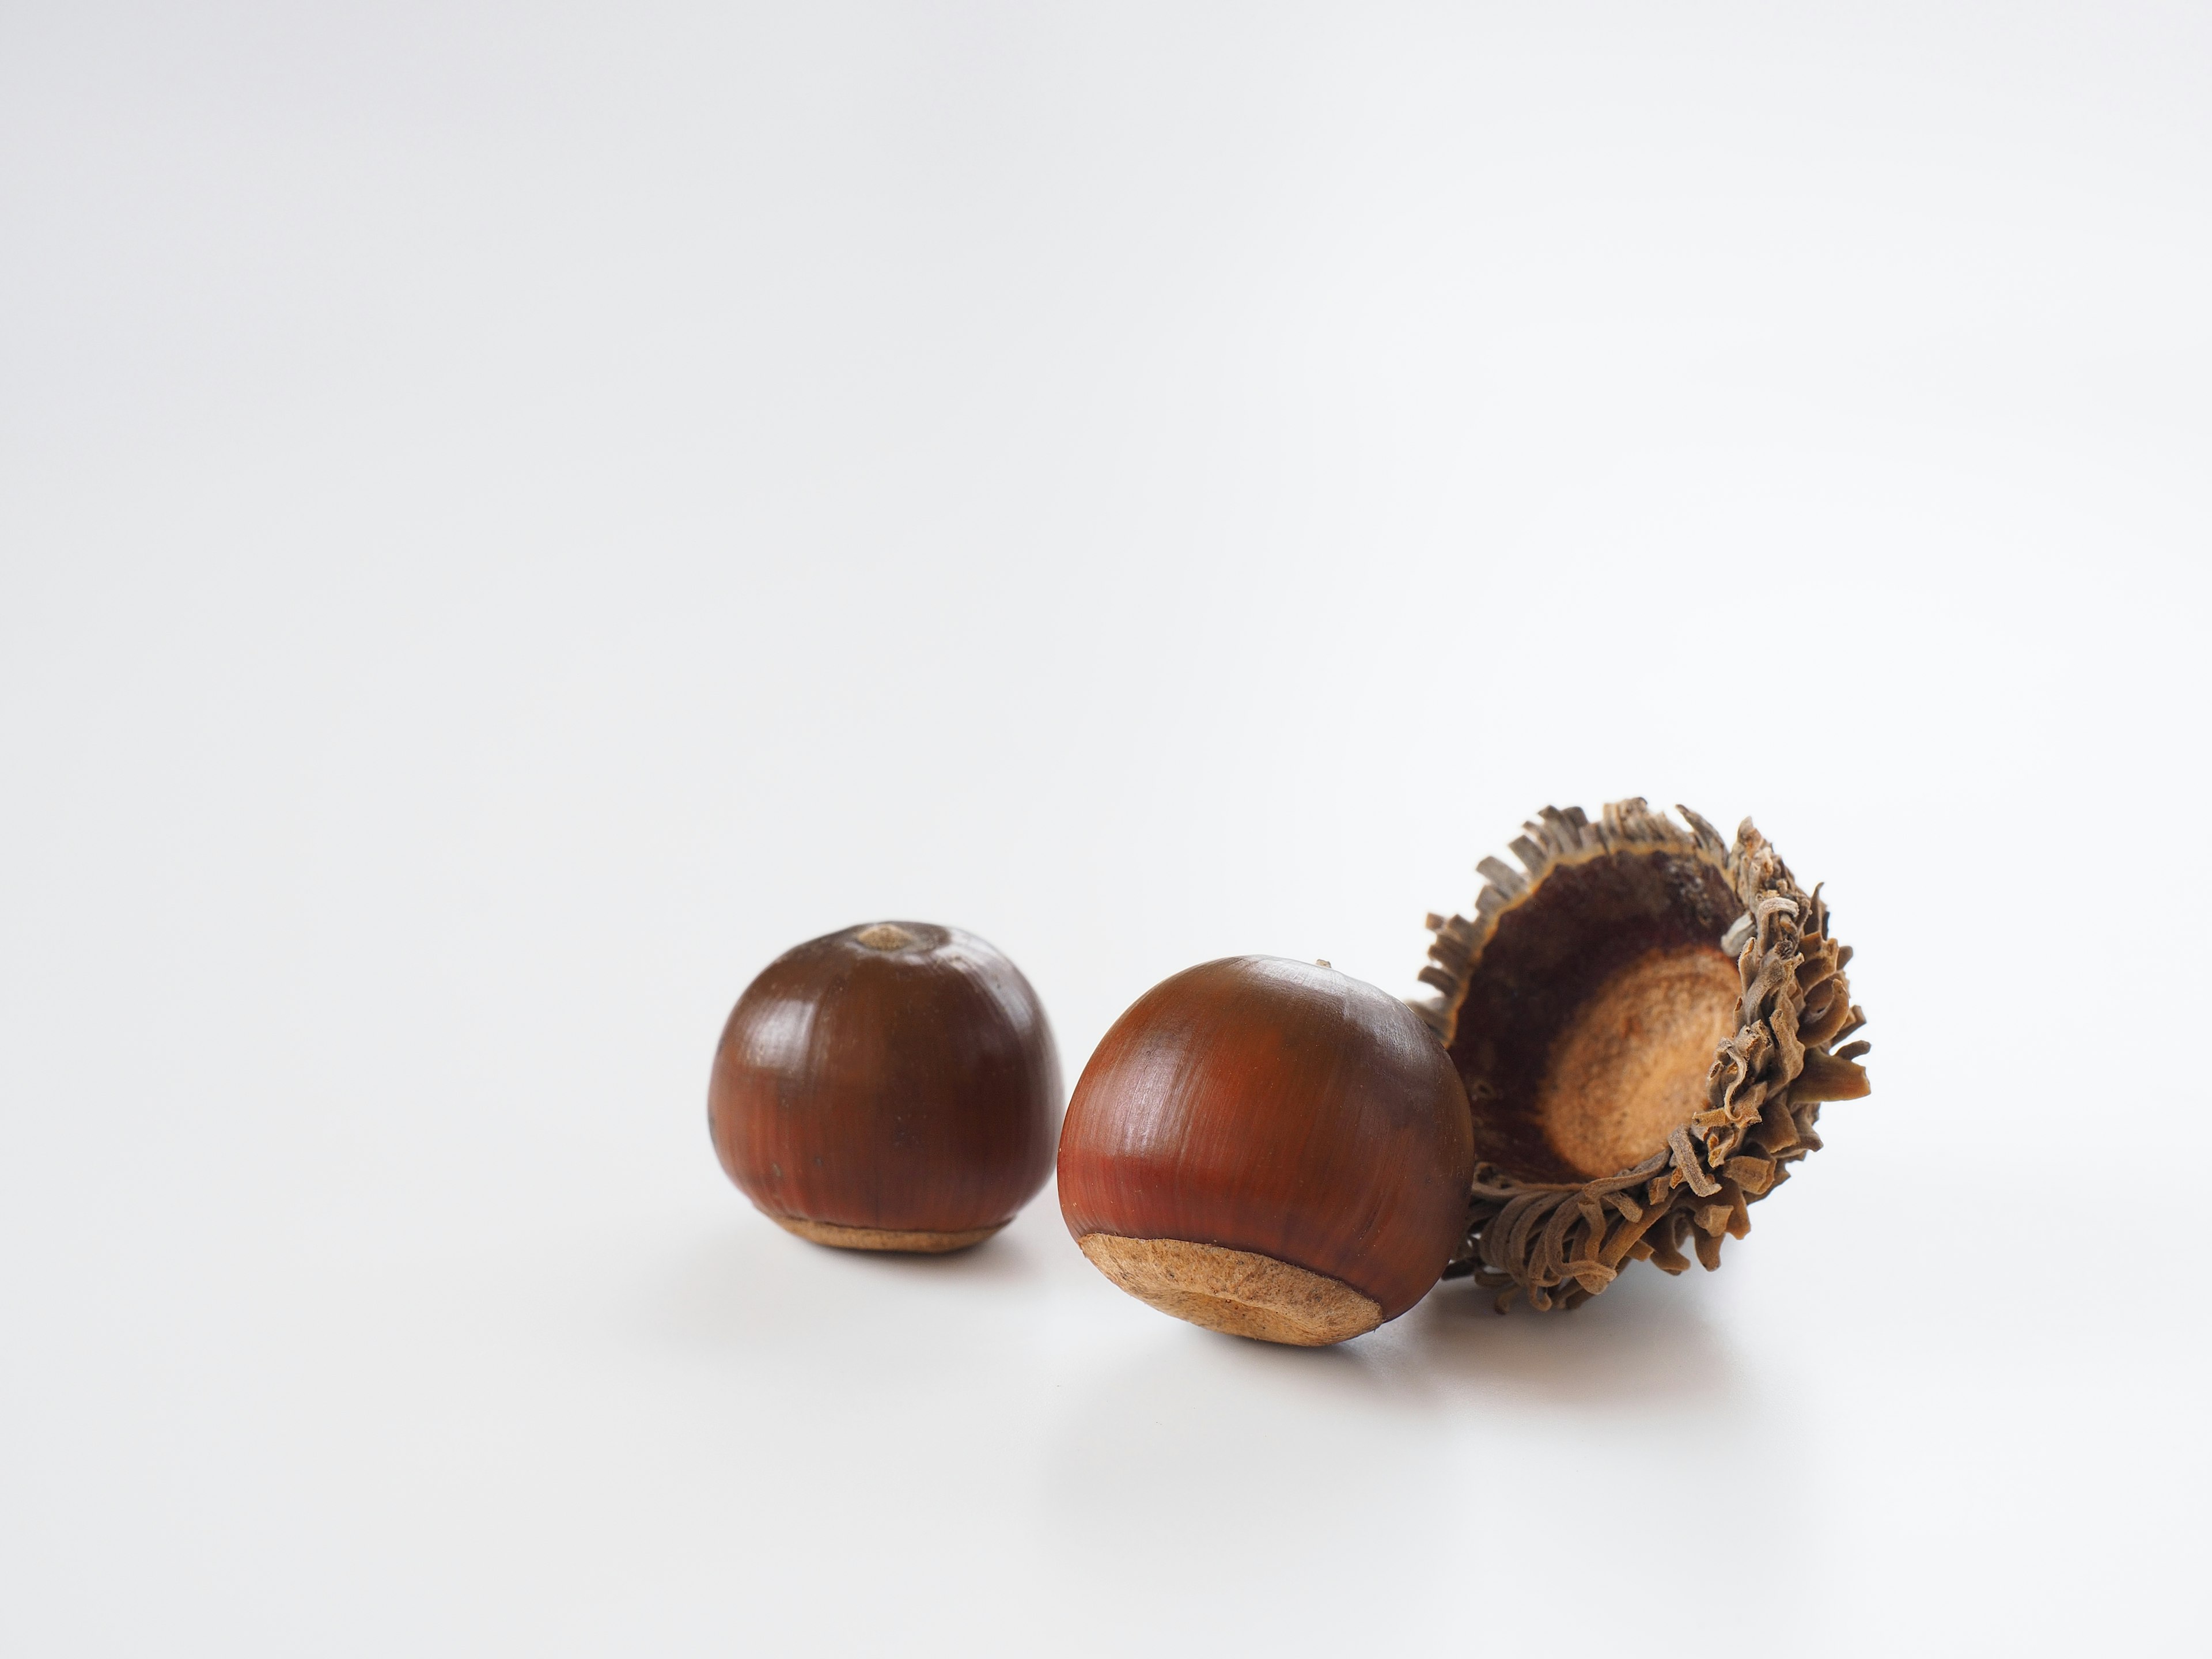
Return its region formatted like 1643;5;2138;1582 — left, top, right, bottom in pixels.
1058;956;1474;1342
710;922;1060;1251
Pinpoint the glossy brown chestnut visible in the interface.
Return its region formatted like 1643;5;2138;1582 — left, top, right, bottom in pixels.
709;922;1060;1252
1058;956;1475;1345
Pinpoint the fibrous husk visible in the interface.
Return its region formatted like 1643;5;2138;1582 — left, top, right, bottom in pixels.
1414;800;1870;1313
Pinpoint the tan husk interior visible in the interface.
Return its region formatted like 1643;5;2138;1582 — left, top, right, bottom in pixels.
1537;944;1744;1179
1415;800;1870;1313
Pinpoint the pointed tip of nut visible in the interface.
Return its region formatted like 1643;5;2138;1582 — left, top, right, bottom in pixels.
1077;1234;1382;1346
768;1214;1005;1253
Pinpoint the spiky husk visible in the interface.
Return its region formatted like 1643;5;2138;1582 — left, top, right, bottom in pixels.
1416;800;1869;1312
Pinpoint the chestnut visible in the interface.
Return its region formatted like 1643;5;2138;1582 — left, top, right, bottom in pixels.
709;922;1060;1252
1057;956;1475;1346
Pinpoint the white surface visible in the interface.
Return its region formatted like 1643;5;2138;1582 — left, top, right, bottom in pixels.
3;5;2206;1653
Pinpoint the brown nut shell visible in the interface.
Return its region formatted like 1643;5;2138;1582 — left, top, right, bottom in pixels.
1058;956;1475;1342
709;922;1060;1249
1415;800;1870;1311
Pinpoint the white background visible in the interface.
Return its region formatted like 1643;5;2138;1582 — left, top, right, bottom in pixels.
3;4;2206;1653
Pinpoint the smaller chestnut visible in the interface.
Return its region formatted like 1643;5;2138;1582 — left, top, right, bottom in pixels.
709;922;1060;1252
1058;956;1475;1346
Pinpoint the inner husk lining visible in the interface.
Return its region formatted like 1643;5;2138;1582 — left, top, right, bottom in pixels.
1444;843;1741;1186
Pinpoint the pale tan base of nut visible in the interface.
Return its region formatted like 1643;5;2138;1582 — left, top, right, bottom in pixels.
767;1214;1005;1253
1077;1234;1382;1347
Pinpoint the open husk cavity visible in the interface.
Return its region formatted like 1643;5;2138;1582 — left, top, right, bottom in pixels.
1415;800;1870;1313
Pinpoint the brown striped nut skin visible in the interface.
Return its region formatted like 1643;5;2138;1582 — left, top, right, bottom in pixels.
1058;957;1475;1323
709;923;1060;1240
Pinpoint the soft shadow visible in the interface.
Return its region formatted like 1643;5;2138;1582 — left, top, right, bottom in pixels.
1387;1264;1749;1408
1036;1319;1442;1552
1157;1317;1408;1399
1031;1265;1755;1581
814;1224;1047;1289
636;1210;1051;1358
